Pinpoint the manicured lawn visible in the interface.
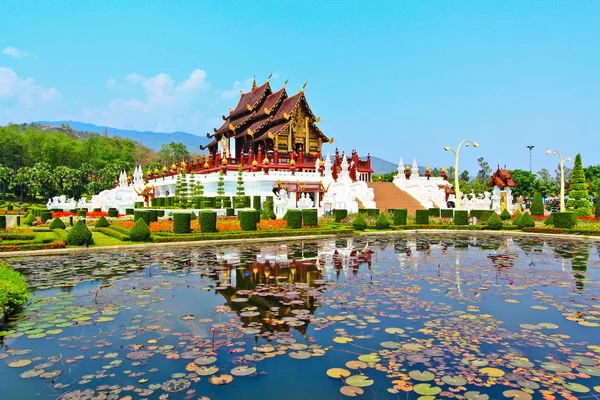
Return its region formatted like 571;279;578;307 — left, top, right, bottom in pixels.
90;231;128;247
35;231;60;242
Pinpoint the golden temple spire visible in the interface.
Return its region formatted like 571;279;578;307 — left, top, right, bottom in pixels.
267;73;273;82
301;81;308;93
283;78;288;89
252;74;257;90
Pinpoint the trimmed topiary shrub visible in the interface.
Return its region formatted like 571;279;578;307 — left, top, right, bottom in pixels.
471;210;495;222
392;208;407;225
239;210;257;231
500;208;512;221
95;216;110;228
0;215;6;230
134;210;152;226
66;220;93;246
199;211;217;233
440;209;454;218
518;211;535;228
23;212;36;226
77;210;87;218
286;209;303;229
41;211;53;223
252;196;261;211
512;209;522;226
333;209;348;222
125;208;134;215
531;193;544;217
7;204;13;211
596;203;600;218
352;213;367;230
429;208;440;217
553;212;577;229
134;201;144;208
359;208;380;217
129;218;151;241
566;153;592;217
302;209;318;227
49;217;66;229
225;207;235;217
108;209;118;218
0;261;30;316
486;212;503;230
453;210;468;226
173;213;191;234
415;210;429;224
375;213;390;229
544;213;554;226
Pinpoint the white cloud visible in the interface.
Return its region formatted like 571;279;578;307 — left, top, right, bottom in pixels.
40;87;61;102
105;78;117;89
2;47;29;59
124;73;145;84
221;77;254;100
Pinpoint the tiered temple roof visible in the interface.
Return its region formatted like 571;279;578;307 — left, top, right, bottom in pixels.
488;166;518;188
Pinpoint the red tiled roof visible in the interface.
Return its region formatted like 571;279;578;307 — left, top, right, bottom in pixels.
488;168;518;188
272;93;302;122
230;82;270;118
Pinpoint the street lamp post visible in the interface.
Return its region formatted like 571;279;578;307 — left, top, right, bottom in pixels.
527;145;535;173
443;140;479;209
546;149;571;212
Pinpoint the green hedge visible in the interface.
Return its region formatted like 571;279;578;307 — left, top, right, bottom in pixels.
391;208;407;225
470;210;495;222
358;208;380;217
6;205;13;211
95;216;110;228
108;209;118;218
95;227;130;241
125;208;134;215
500;209;512;221
375;214;390;229
148;209;159;223
440;209;454;218
352;213;367;230
302;209;318;227
201;201;212;209
453;210;468;226
253;196;261;211
486;212;503;230
428;208;440;217
596;204;600;218
49;217;66;230
239;210;257;231
0;261;29;316
0;215;5;230
173;213;191;234
226;208;235;217
129;218;151;241
135;201;144;208
263;200;273;214
531;193;544;216
66;220;93;246
553;212;577;229
199;211;217;233
41;211;53;223
415;210;429;224
544;213;554;226
77;210;87;218
333;209;348;222
134;210;152;225
287;209;303;229
518;212;535;228
233;196;251;209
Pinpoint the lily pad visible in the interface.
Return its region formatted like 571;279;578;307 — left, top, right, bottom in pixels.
408;370;435;381
345;375;374;387
230;365;256;376
340;386;364;397
413;383;441;396
327;368;351;378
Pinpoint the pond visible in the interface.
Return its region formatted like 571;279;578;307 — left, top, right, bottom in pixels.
0;233;599;399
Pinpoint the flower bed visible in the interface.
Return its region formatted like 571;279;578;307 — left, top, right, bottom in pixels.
0;241;66;252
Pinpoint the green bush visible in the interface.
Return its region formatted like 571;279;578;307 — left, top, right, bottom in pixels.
66;220;93;246
7;204;13;211
199;211;217;233
428;208;440;217
531;193;544;217
77;210;87;218
544;213;554;226
500;208;512;221
233;196;251;209
134;210;151;225
252;195;261;211
375;213;390;229
149;209;159;223
352;213;367;230
129;218;151;241
566;154;592;216
263;199;273;213
333;209;348;222
0;261;30;316
470;210;495;222
201;201;212;209
135;201;144;208
0;215;5;230
108;209;118;218
49;217;66;229
512;209;522;226
392;208;408;225
415;210;429;224
151;198;157;207
302;209;318;227
486;212;503;230
453;210;468;226
553;212;577;229
23;212;36;226
124;208;133;215
41;211;53;223
440;209;454;218
286;209;303;229
518;212;535;228
596;204;600;218
226;207;235;217
95;216;110;228
239;210;257;231
269;211;276;219
358;208;380;217
173;213;192;234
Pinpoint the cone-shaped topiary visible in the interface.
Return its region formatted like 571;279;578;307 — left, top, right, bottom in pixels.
95;216;110;228
217;170;225;196
66;220;93;246
518;212;535;228
129;218;151;241
23;212;36;226
375;213;390;230
544;213;554;226
486;212;503;230
49;217;66;230
512;209;522;226
352;213;367;230
531;193;544;217
236;165;245;196
566;153;592;216
500;208;512;221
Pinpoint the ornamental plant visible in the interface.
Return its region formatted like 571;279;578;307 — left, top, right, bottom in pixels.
190;171;204;207
66;220;93;246
217;170;225;196
512;209;522;226
375;213;390;229
129;218;151;241
500;208;512;221
0;261;30;316
518;212;536;229
49;217;66;230
486;212;503;230
352;213;367;230
566;154;592;216
236;165;245;196
95;216;110;228
531;193;544;216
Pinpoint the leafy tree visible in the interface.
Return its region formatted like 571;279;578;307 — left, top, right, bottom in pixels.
535;168;558;197
159;142;189;166
566;153;592;216
476;157;491;182
446;166;456;182
430;167;441;177
508;169;537;198
459;170;470;182
555;163;572;186
0;165;14;199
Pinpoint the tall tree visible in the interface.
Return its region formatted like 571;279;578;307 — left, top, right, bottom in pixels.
476;157;491;182
159;142;189;166
0;165;14;199
566;154;592;216
509;169;538;198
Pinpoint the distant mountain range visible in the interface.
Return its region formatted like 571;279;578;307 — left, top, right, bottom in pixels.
37;120;401;173
37;120;209;152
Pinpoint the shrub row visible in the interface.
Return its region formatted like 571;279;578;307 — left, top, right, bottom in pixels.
358;208;380;217
95;227;131;241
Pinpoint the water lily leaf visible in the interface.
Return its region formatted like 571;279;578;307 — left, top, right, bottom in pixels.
20;369;44;378
209;374;233;385
8;359;32;368
408;370;435;382
465;391;490;400
537;322;559;329
346;375;374;387
479;367;505;378
384;327;405;334
563;383;590;393
569;356;598;366
196;366;219;376
442;375;467;386
289;351;311;360
540;362;571;372
333;337;353;344
194;356;217;365
161;378;191;392
327;368;351;378
358;354;380;363
380;341;402;349
503;390;532;399
577;366;600;376
402;343;424;351
345;360;368;370
230;365;256;376
413;383;441;396
509;359;534;368
180;314;196;320
340;386;364;397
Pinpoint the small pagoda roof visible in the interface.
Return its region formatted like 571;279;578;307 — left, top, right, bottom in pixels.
488;166;518;188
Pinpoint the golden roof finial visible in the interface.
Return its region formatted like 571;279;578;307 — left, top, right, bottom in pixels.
228;107;232;114
239;89;243;95
283;78;288;89
252;74;257;90
267;73;272;82
301;81;307;93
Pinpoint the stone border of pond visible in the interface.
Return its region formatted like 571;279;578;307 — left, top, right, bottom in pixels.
1;229;599;259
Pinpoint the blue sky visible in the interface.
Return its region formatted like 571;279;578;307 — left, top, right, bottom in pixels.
1;0;599;174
